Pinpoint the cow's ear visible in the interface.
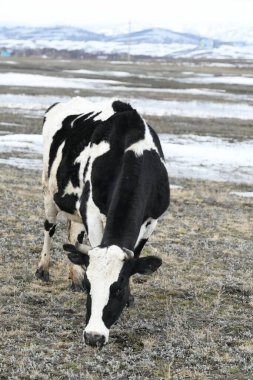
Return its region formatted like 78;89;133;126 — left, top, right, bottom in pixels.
132;256;162;275
63;244;89;267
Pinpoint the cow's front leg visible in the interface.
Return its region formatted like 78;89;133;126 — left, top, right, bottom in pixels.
36;192;58;282
68;221;87;291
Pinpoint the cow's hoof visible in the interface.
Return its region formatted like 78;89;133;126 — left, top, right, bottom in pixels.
126;294;135;308
35;267;49;282
70;282;84;292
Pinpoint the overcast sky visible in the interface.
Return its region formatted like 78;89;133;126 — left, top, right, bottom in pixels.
1;0;252;35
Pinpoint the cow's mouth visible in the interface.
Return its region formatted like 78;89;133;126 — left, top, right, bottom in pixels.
84;332;106;348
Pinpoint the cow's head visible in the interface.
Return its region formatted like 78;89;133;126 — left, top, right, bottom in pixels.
63;244;162;347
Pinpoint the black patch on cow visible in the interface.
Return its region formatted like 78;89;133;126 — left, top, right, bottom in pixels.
101;261;132;329
79;181;90;233
90;110;145;217
77;230;85;244
49;224;56;237
44;219;54;231
83;157;90;181
44;220;56;237
100;149;169;250
112;100;133;113
85;293;92;324
70;162;80;188
54;193;78;215
134;238;148;257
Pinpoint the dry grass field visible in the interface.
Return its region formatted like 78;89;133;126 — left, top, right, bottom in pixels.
0;57;253;379
1;166;252;379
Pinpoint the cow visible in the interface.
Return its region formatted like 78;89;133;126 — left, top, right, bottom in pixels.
36;97;170;347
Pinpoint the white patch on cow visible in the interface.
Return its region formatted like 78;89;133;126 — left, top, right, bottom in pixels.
61;211;82;223
47;141;65;193
134;218;157;249
75;140;110;246
125;121;159;157
63;180;82;197
85;246;126;342
93;102;114;121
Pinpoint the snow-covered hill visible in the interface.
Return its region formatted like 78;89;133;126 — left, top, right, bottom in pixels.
0;26;104;41
108;28;204;45
0;26;226;44
0;26;252;58
194;26;253;45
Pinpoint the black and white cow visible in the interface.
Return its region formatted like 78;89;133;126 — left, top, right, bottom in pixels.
36;98;170;347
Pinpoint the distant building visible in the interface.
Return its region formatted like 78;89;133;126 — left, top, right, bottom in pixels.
1;50;12;57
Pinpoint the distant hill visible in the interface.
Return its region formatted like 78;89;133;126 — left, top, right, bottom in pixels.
0;25;252;59
0;26;224;44
0;26;105;41
109;28;204;45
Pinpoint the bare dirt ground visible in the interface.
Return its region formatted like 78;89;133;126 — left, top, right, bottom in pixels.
0;57;253;379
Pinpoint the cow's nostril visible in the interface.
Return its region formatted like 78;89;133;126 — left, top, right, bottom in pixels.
84;332;105;347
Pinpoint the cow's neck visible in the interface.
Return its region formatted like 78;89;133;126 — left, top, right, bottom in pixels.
101;168;146;251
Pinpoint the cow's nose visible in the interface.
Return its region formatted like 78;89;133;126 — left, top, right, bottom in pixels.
84;332;105;347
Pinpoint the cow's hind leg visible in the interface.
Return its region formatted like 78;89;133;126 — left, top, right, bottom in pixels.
68;221;87;291
36;191;58;282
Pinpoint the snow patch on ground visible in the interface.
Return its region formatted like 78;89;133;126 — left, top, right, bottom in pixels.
0;94;69;111
160;134;253;185
229;192;253;198
1;93;252;120
0;157;42;170
177;75;253;86
64;69;131;77
170;185;183;189
0;134;42;153
0;72;124;89
0;133;252;185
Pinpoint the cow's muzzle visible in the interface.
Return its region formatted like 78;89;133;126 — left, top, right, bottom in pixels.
84;332;106;347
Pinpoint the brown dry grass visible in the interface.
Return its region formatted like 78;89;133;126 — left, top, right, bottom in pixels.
0;166;252;379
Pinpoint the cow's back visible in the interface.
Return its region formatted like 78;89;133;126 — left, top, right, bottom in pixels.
42;97;116;185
